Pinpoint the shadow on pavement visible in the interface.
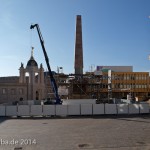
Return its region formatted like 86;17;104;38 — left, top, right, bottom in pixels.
0;114;149;123
0;117;8;124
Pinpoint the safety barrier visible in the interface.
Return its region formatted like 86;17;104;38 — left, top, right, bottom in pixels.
68;105;80;115
93;104;104;115
81;104;93;115
18;105;30;116
6;106;17;116
117;104;128;114
43;105;55;116
56;105;68;116
0;106;5;116
105;104;117;114
0;103;149;117
30;105;42;116
129;104;140;114
139;104;149;113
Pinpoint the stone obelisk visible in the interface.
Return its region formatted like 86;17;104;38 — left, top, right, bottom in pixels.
74;15;83;75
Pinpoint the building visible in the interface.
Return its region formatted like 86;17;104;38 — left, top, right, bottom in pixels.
94;66;149;100
0;48;45;104
0;15;150;104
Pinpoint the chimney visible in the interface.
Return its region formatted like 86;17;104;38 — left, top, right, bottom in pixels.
74;15;83;74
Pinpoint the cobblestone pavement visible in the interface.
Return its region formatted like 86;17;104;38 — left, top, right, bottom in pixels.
0;115;149;150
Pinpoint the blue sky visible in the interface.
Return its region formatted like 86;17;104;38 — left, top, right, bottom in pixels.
0;0;150;76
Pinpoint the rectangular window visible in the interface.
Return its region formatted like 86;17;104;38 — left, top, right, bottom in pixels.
123;84;126;89
11;89;15;95
132;84;135;89
19;88;23;95
131;75;135;80
120;84;123;88
127;85;130;89
111;84;114;88
2;88;7;94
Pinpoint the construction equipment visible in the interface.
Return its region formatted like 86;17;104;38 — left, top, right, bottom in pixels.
30;24;62;104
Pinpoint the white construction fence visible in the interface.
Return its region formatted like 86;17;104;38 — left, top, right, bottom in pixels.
0;103;149;117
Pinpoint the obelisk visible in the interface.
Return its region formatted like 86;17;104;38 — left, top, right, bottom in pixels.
74;15;83;74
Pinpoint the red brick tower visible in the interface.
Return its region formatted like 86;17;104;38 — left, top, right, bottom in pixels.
74;15;83;74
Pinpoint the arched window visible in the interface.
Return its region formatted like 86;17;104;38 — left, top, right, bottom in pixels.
35;72;39;83
36;91;39;100
25;72;30;83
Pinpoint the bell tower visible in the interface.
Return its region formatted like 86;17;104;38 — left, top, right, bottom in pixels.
19;47;45;100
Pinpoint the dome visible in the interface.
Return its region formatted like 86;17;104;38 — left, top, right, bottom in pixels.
27;56;38;67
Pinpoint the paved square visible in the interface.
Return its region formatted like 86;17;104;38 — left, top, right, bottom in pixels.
0;115;149;150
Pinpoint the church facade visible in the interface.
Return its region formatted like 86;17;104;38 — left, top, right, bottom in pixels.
0;51;45;104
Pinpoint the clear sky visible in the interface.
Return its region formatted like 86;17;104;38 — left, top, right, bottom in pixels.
0;0;150;76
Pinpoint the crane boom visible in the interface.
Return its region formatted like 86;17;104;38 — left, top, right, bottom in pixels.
30;24;62;104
